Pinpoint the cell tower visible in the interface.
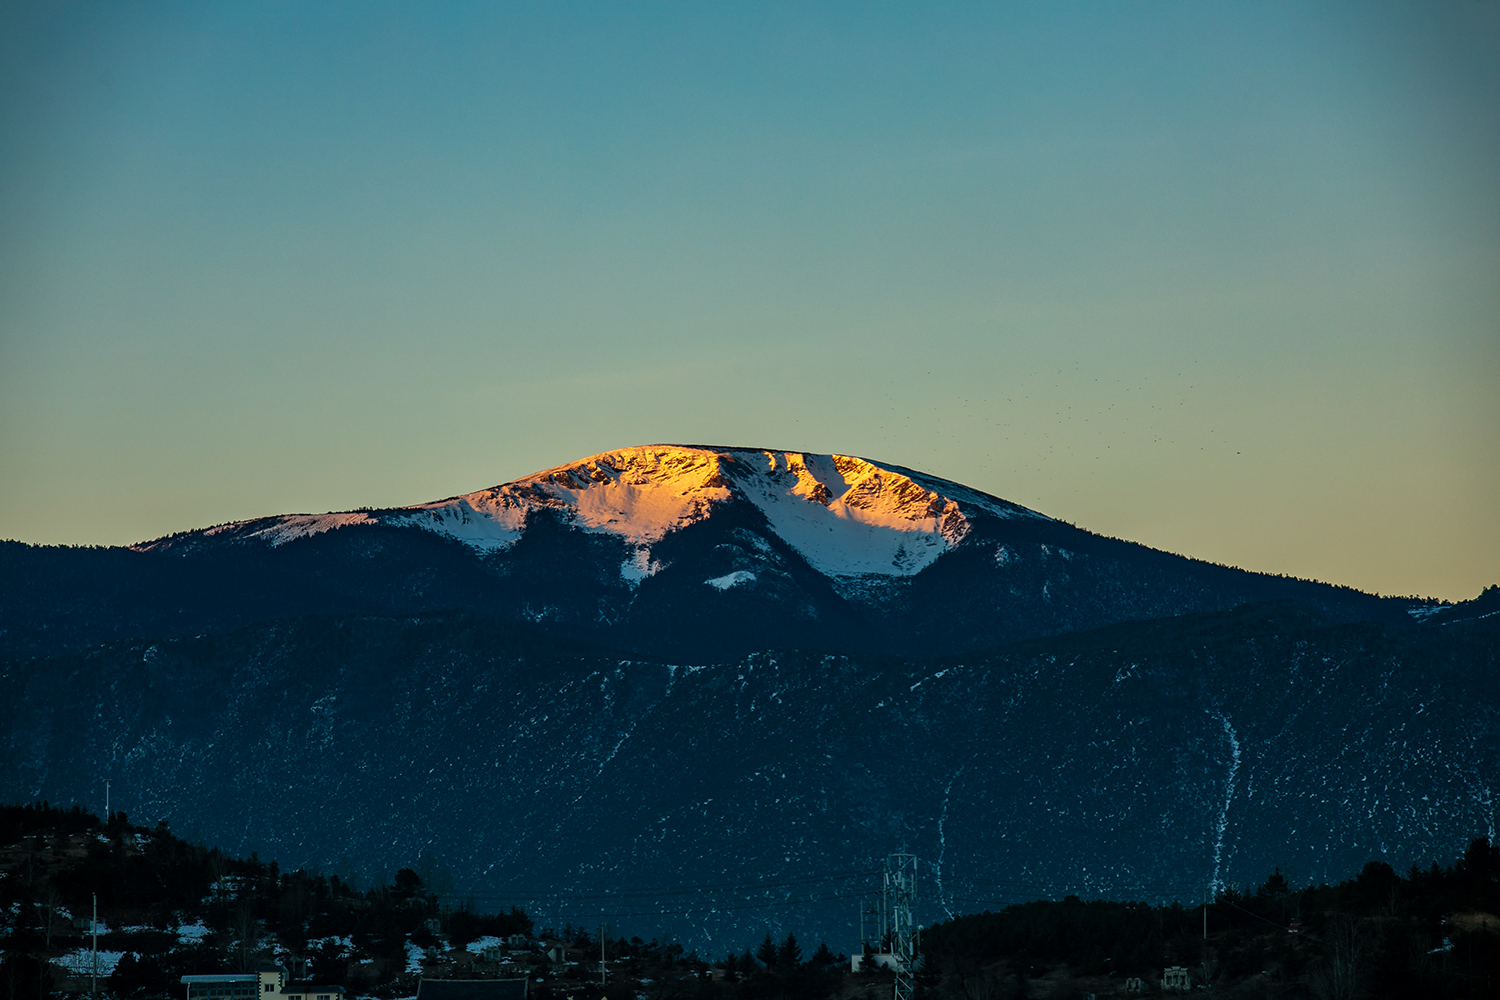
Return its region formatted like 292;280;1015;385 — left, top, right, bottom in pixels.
884;853;919;1000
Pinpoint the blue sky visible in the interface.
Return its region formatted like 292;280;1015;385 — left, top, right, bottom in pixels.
2;1;1496;599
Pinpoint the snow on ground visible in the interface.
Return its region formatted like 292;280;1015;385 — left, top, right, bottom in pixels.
242;513;377;546
56;949;125;976
405;942;425;974
136;512;376;551
705;571;755;590
619;547;666;586
393;500;525;552
176;921;211;945
464;935;505;954
307;935;354;953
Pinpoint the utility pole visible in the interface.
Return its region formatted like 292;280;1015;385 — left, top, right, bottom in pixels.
884;853;919;1000
1202;886;1209;991
599;914;606;988
857;899;884;968
105;781;110;821
91;894;99;1000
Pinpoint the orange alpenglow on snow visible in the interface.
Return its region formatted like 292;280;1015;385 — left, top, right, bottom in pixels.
138;445;1047;581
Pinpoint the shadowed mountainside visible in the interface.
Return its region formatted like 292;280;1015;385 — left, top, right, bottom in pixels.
3;599;1494;950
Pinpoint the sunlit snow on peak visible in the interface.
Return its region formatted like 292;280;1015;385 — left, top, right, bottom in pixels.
146;445;1048;579
717;450;975;576
397;446;732;553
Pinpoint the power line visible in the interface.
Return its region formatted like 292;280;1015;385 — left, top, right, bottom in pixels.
530;889;876;922
426;866;1232;924
440;869;881;902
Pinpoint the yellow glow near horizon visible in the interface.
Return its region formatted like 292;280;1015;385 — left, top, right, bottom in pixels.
0;3;1495;601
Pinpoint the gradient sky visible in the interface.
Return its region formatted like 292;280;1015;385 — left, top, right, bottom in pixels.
1;1;1496;601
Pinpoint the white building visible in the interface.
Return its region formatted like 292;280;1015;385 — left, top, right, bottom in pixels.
182;963;288;1000
1161;966;1192;991
850;953;899;972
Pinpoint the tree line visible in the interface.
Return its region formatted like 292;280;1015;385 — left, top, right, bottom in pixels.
4;802;1500;999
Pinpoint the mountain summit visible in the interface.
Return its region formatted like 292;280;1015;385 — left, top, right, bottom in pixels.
5;445;1407;661
141;445;1045;580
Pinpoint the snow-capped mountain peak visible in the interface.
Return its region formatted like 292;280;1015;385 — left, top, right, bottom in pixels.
139;445;1047;579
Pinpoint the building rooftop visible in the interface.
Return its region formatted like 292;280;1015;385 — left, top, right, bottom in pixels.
416;979;528;1000
281;985;346;995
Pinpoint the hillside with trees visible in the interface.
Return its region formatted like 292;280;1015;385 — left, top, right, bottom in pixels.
3;802;1498;999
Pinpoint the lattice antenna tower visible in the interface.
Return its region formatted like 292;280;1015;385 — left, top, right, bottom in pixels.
884;853;919;1000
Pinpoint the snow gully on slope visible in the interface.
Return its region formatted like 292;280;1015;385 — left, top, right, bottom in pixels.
935;765;965;919
1211;712;1242;895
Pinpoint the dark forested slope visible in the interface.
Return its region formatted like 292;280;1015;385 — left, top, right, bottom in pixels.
3;602;1494;952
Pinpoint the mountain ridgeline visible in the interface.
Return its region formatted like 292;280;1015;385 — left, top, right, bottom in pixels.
1;446;1412;662
1;445;1494;952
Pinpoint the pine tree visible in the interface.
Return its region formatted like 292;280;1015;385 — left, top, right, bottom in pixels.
809;941;838;969
756;932;778;970
1257;868;1289;899
777;932;802;970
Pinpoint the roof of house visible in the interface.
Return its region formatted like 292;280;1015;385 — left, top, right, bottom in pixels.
416;979;529;1000
280;985;346;995
182;976;259;984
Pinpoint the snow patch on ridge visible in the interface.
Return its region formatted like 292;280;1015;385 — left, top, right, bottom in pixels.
393;499;525;551
621;548;666;585
137;512;377;551
705;571;756;590
56;950;125;976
